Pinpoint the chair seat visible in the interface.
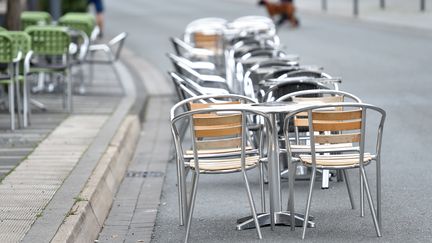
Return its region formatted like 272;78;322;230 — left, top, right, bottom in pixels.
299;153;373;168
291;143;358;153
0;74;12;84
185;146;256;159
188;155;259;172
30;62;68;72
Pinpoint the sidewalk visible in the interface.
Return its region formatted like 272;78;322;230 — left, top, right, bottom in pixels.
0;42;144;242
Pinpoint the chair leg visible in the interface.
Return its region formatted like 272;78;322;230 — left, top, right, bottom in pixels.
67;69;73;113
23;75;30;127
302;167;316;240
185;171;199;243
14;75;23;128
242;168;263;239
9;81;15;130
360;167;382;237
321;169;329;189
88;54;94;85
176;157;186;226
288;162;297;231
360;170;365;217
376;158;382;230
259;162;266;212
342;170;355;209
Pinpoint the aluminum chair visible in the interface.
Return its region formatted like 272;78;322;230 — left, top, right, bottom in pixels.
183;17;227;47
277;70;340;90
169;72;229;98
171;94;270;242
277;90;362;189
166;53;216;75
225;34;281;93
170;37;216;63
228;15;276;37
283;103;385;239
184;18;227;66
242;59;299;100
85;32;127;84
168;55;230;91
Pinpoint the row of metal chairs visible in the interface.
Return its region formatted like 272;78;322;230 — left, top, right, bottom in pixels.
168;16;385;242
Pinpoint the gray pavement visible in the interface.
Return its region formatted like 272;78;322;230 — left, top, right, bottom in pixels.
97;0;432;242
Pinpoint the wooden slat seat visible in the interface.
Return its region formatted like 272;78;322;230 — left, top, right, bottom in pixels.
188;155;259;172
290;143;358;153
184;146;257;159
299;153;373;168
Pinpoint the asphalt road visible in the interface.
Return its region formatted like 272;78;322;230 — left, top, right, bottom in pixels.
103;0;432;242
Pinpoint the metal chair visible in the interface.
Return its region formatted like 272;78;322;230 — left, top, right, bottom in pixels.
277;69;340;90
241;58;299;100
171;94;269;242
283;103;385;239
184;18;227;67
169;72;229;98
228;15;276;37
26;25;73;112
277;90;362;188
170;37;216;62
85;32;128;84
166;53;216;75
167;54;230;91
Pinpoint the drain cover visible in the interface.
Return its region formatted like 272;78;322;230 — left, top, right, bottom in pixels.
126;171;164;178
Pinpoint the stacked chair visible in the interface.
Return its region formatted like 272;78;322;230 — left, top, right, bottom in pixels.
169;16;385;242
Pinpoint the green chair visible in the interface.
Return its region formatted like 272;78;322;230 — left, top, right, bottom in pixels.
0;32;21;130
8;31;33;127
59;13;97;39
26;26;73;112
20;11;52;30
59;13;94;93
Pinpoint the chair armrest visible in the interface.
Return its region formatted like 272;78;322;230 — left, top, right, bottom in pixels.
13;51;23;63
172;37;214;57
24;51;34;75
108;32;127;61
86;44;114;63
189;61;215;70
199;74;226;83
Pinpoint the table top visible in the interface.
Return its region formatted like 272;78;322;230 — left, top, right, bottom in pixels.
210;101;324;114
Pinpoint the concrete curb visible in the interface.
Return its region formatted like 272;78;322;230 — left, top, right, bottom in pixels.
51;115;141;243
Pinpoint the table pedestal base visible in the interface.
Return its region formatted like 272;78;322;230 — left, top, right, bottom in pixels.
236;212;315;230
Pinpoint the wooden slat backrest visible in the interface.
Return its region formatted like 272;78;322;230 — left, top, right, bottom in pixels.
292;96;343;103
312;109;362;143
293;96;343;127
190;101;243;149
193;32;221;50
314;133;361;143
196;137;241;150
189;101;239;110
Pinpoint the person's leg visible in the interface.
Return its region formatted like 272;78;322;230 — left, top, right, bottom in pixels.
93;0;105;36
